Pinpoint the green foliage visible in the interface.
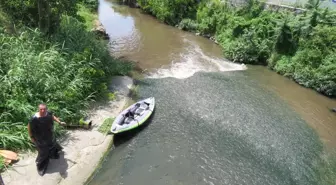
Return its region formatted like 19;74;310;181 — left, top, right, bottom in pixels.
0;8;13;33
77;3;98;30
178;19;198;31
319;8;336;26
110;60;135;76
78;0;99;12
215;10;278;64
284;49;335;96
1;0;79;33
313;54;336;96
0;120;33;151
108;92;116;101
222;30;273;64
236;0;266;19
0;2;133;170
305;0;321;10
137;0;199;25
273;55;294;77
0;155;4;171
274;14;299;55
300;25;336;56
272;25;336;97
98;117;114;134
196;0;222;35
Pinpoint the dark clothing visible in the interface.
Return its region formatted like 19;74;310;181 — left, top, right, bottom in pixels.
29;111;54;147
29;111;62;175
35;144;61;174
0;174;4;185
125;103;140;118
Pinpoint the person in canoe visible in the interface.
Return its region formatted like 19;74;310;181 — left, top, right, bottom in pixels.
27;103;66;176
125;103;140;118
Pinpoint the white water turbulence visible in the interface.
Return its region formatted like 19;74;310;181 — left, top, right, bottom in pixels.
147;39;247;79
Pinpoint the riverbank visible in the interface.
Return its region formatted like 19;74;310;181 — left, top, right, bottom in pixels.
0;0;136;182
1;76;133;185
119;0;336;98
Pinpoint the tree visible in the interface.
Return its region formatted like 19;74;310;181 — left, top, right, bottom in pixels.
37;0;51;34
1;0;78;34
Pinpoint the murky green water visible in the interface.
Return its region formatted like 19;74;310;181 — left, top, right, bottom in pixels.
87;1;336;184
89;72;325;185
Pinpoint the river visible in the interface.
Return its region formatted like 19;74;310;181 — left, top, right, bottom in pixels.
87;1;336;184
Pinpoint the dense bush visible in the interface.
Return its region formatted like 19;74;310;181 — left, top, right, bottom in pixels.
137;0;200;25
134;0;336;97
1;0;79;33
78;0;99;12
178;18;198;31
273;25;336;96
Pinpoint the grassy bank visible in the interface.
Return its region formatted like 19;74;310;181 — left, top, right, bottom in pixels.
0;0;133;161
133;0;335;98
77;3;98;30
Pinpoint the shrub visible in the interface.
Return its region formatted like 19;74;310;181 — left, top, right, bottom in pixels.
1;0;79;33
178;18;198;31
137;0;199;25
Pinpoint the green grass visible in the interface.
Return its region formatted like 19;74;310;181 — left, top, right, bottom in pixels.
0;155;4;171
108;92;117;101
0;122;33;151
0;9;8;25
98;117;115;134
77;3;98;30
110;60;135;76
0;9;14;33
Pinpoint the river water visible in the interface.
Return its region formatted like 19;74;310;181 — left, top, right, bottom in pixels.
87;1;336;184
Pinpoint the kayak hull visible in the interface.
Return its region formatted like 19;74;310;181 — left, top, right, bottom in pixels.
111;97;155;134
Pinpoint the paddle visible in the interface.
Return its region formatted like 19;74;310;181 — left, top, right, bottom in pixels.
63;120;92;130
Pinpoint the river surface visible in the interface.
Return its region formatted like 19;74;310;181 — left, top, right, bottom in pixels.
87;1;336;184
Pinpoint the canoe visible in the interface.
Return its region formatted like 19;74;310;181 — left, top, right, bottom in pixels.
111;97;155;134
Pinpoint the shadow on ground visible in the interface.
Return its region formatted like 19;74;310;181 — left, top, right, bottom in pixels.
45;152;75;178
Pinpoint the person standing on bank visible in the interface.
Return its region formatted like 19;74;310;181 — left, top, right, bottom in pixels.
27;103;66;176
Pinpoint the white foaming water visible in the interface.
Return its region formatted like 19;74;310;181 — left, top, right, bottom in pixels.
147;40;247;79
